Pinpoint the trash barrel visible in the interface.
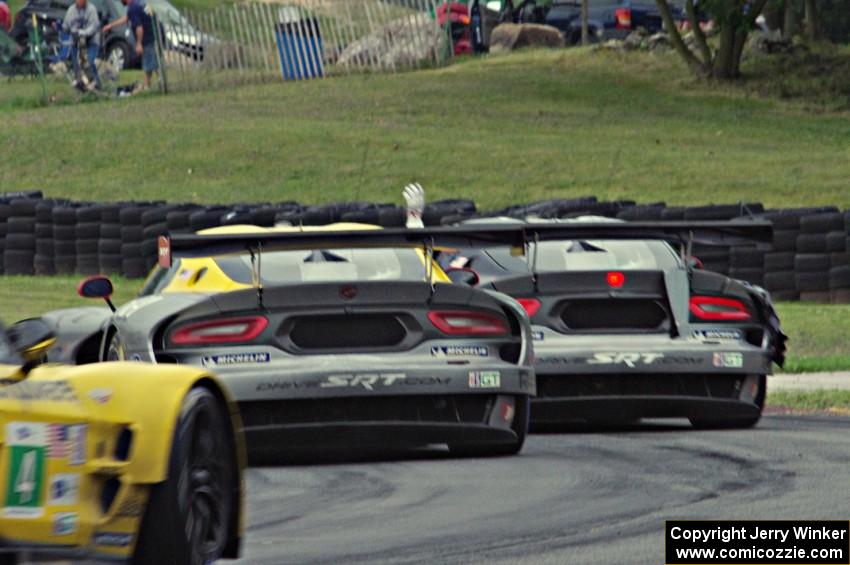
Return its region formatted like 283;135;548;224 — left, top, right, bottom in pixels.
275;18;323;81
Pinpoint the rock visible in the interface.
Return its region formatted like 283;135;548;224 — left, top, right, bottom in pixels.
337;13;443;70
489;23;565;53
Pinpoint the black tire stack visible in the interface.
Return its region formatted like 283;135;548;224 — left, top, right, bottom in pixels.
423;199;477;226
34;199;65;276
120;204;151;279
828;211;850;303
0;201;9;276
141;205;176;270
4;198;40;276
52;204;79;275
795;211;844;302
98;204;124;276
75;205;103;276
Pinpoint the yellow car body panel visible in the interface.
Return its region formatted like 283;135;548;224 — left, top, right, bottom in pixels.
0;361;245;560
153;223;450;296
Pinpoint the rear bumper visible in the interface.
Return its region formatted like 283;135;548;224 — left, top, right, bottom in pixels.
246;421;521;451
532;395;761;424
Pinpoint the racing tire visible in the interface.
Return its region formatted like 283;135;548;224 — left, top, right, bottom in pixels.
689;375;765;430
796;233;828;253
770;230;799;252
826;231;847;252
133;387;238;565
449;395;529;457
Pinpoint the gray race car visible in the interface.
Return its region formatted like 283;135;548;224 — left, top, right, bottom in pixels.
438;218;786;429
44;226;537;457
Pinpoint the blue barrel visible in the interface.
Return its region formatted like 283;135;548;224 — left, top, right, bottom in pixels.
275;20;324;80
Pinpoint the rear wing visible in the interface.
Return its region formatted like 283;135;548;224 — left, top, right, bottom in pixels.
158;220;772;267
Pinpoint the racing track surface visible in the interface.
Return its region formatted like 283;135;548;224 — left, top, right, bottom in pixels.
241;415;850;564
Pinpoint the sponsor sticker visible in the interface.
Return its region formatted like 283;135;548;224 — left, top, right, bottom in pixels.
691;329;743;341
587;352;665;368
713;352;744;368
93;532;133;547
320;373;407;390
68;425;87;466
532;331;545;342
88;389;112;404
201;352;271;368
52;512;78;536
4;423;48;518
0;381;78;403
468;371;501;389
431;345;489;358
48;474;80;506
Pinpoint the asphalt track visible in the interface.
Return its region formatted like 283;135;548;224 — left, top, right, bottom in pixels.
240;414;850;564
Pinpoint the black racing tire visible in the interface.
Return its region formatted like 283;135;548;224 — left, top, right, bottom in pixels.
796;272;829;292
764;252;796;272
3;250;34;275
53;225;77;241
123;258;150;279
826;231;847;252
142;222;168;239
76;222;101;240
729;247;764;269
764;270;796;291
770;230;799;252
690;375;765;430
6;217;35;234
76;206;102;223
119;207;147;225
9;198;38;216
34;223;53;238
800;212;843;233
378;207;406;228
796;233;828;253
449;395;529;457
794;253;831;272
728;268;764;286
122;225;145;243
829;266;850;290
831;252;850;268
100;224;123;239
76;239;99;255
132;387;238;565
5;233;35;251
52;206;79;225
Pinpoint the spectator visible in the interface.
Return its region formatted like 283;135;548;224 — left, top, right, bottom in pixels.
63;0;102;90
104;0;157;90
0;1;11;33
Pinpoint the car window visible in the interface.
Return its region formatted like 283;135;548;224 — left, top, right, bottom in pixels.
485;239;681;273
214;248;428;285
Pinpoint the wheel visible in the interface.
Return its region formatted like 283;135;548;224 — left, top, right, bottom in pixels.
133;387;237;565
107;40;131;70
690;375;766;430
450;395;529;457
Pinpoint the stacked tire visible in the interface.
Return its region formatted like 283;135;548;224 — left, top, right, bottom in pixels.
828;211;850;303
98;204;124;275
34;200;65;276
792;211;842;302
0;201;9;275
75;205;102;276
4;198;39;276
52;204;79;275
119;204;151;279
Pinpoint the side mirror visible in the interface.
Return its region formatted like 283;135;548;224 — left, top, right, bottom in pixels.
686;256;704;270
6;318;55;368
445;267;480;286
77;275;116;311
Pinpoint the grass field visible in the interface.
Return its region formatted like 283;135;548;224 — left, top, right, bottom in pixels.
2;49;849;208
0;275;846;374
768;390;850;414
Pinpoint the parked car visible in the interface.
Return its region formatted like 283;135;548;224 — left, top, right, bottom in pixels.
545;0;684;44
149;0;215;61
10;0;138;69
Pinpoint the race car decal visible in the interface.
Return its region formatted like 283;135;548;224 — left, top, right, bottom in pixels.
532;331;545;341
88;389;113;404
0;380;78;403
713;352;744;368
48;474;80;506
201;352;271;368
691;329;744;341
468;371;501;388
68;425;87;466
320;373;407;390
93;532;133;547
3;422;48;518
587;353;665;368
431;345;489;358
52;512;78;536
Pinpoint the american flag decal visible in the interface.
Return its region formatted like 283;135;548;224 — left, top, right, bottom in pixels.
47;424;70;458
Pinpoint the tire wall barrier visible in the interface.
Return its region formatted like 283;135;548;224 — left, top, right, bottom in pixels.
1;193;848;303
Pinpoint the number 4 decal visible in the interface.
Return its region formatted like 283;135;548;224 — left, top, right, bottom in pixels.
4;446;46;517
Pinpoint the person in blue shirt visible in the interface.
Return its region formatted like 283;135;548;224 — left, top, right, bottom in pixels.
104;0;157;90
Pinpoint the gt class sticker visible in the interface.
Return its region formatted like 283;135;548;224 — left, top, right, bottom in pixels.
52;512;78;536
4;422;48;518
468;371;501;388
691;329;744;341
713;352;744;368
48;474;80;506
93;532;133;547
431;345;489;358
201;352;271;368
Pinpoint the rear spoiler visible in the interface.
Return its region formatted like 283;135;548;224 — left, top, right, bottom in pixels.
158;220;772;267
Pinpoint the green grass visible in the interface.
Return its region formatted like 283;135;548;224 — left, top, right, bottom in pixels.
1;49;849;208
768;390;850;413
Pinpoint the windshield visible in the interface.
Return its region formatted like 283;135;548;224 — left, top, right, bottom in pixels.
486;239;680;273
215;248;428;285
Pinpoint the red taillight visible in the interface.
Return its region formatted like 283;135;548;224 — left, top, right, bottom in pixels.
606;271;625;289
428;310;508;336
689;296;751;322
516;298;541;318
170;316;269;345
615;8;632;29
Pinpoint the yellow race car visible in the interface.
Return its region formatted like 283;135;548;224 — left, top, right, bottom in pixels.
0;316;245;563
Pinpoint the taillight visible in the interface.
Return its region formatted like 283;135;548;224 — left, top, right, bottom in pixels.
428;310;508;336
516;298;541;318
689;296;751;322
169;316;269;345
606;271;625;289
615;8;632;29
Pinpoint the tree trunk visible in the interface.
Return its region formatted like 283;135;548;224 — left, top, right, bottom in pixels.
581;0;589;45
804;0;819;40
685;0;712;65
654;0;706;74
712;20;738;79
783;0;799;39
